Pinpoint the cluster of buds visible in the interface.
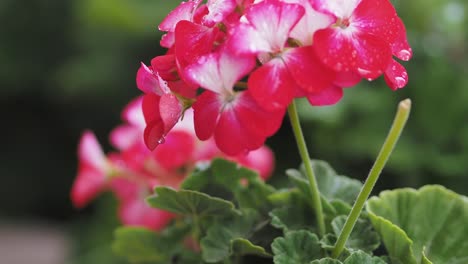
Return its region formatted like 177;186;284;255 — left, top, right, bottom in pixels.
138;0;412;155
71;97;274;230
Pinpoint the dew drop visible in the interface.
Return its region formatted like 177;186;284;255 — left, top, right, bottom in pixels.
158;137;166;144
398;49;412;61
395;77;407;88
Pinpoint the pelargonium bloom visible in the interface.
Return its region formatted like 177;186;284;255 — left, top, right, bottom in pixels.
186;48;285;155
71;131;112;208
311;0;412;89
230;0;338;109
72;98;277;229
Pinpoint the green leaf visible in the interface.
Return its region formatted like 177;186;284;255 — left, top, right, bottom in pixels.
147;187;237;218
343;251;387;264
367;185;468;264
231;238;271;258
269;193;315;233
182;158;257;192
200;209;270;262
331;215;380;253
112;225;189;263
310;258;343;264
182;158;275;213
235;179;275;214
288;160;363;204
272;230;322;264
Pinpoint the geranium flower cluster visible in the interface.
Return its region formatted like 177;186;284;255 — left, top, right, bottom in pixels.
138;0;412;155
71;97;274;230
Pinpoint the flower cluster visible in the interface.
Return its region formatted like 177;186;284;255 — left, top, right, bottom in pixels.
71;97;274;230
138;0;412;155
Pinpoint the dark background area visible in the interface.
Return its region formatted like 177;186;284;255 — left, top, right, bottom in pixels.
0;0;467;263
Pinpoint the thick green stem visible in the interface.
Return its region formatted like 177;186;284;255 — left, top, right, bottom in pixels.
332;99;412;258
287;100;325;237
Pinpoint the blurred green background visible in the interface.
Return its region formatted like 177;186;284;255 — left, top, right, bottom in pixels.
0;0;466;263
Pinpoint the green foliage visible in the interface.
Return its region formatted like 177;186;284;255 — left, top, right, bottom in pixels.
272;230;322;264
112;224;190;263
331;216;380;253
147;187;238;218
110;159;468;264
182;158;276;214
200;209;270;262
286;160;362;205
367;185;468;264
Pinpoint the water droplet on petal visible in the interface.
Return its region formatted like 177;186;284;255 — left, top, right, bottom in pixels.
395;77;407;88
398;49;412;61
158;137;166;144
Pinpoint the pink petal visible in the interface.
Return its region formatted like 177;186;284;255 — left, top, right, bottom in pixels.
142;94;161;125
144;121;165;151
384;59;408;90
285;0;334;45
214;104;264;155
203;0;237;26
159;93;183;134
306;85;344;106
79;131;108;172
109;125;141;150
136;63;166;95
353;0;399;43
174;20;219;71
390;18;412;61
311;0;361;18
159;1;197;32
193;91;223;140
314;29;392;79
233;145;275;180
153;130;195;170
248;58;296;111
186;49;255;94
71;158;108;208
121;96;145;127
313;28;359;72
283;46;335;93
334;71;362;87
235;91;285;137
231;0;305;53
119;197;174;230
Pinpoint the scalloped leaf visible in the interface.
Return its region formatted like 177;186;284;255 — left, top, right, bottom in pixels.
146;187;237;218
181;158;275;214
112;225;189;263
272;230;322;264
269;192;315;233
310;258;343;264
288;160;363;204
367;185;468;264
230;238;271;258
331;215;380;253
343;251;387;264
112;227;167;263
200;209;270;262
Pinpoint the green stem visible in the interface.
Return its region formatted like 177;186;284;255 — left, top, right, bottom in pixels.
287;100;325;237
331;99;412;258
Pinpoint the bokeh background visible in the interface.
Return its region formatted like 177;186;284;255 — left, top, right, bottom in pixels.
0;0;467;263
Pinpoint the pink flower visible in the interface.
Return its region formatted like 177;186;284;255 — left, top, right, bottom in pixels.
311;0;412;88
111;178;174;230
142;93;183;151
187;48;284;155
71;131;111;208
230;0;337;109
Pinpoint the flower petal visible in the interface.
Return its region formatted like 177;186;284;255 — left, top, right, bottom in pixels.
384;59;408;90
193;91;222;140
306;85;343;106
248;58;296;110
